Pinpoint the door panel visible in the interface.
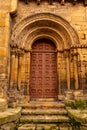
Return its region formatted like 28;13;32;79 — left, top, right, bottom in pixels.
30;39;58;100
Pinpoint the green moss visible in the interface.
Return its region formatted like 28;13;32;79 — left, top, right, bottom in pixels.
67;111;81;129
66;99;87;110
65;101;74;108
73;99;86;110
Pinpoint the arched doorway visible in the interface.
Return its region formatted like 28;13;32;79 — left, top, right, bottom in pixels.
30;38;58;100
10;13;80;103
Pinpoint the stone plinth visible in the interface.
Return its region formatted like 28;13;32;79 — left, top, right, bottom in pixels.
0;99;8;112
65;91;74;101
73;90;83;100
67;108;87;130
58;95;65;101
0;107;21;130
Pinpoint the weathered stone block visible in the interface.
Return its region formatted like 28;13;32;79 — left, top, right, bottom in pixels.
10;0;18;14
0;21;5;26
0;48;6;57
0;122;16;130
71;16;85;22
0;99;8;112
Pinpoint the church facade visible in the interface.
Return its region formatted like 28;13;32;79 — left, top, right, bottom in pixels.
0;0;87;103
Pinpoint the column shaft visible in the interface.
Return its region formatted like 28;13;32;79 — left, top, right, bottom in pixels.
27;52;30;96
64;51;70;91
66;56;70;90
10;53;15;89
57;52;61;95
14;54;18;88
17;55;22;90
74;54;79;90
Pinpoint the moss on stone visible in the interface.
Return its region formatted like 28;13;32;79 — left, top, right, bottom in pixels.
67;107;87;130
0;107;22;125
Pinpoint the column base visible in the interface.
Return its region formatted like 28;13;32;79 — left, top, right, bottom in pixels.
0;98;8;111
58;95;65;101
73;90;83;100
24;95;30;103
65;90;74;101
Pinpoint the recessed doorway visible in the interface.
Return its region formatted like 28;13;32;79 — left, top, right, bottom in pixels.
30;38;58;100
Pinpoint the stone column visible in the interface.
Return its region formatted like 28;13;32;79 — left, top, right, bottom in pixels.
14;50;18;89
17;49;23;91
26;52;30;95
23;50;31;103
10;49;15;89
73;49;79;90
26;51;31;102
65;50;70;91
64;50;75;101
57;51;61;95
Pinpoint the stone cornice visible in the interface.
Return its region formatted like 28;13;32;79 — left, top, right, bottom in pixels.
10;0;18;15
71;44;87;49
22;0;87;6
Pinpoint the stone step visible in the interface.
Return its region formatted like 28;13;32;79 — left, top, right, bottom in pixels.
18;124;35;130
18;124;71;130
19;101;65;109
20;115;70;123
22;108;67;115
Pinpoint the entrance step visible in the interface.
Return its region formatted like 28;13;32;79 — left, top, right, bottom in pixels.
18;124;71;130
19;101;65;109
18;101;70;130
22;108;67;115
20;115;69;123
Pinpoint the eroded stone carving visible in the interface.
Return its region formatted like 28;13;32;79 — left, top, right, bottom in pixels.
23;0;87;6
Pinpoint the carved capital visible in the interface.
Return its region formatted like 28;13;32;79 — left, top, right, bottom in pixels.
71;52;78;57
10;48;16;55
70;49;78;57
73;52;78;56
64;50;70;58
17;48;24;57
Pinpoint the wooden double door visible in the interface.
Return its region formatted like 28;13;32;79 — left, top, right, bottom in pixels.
30;39;58;100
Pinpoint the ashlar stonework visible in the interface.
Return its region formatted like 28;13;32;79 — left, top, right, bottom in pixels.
0;0;87;104
0;0;87;129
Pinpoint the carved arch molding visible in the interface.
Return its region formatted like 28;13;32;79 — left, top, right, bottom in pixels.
11;13;80;51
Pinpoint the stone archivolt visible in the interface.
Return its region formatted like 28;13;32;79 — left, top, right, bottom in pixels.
11;13;80;51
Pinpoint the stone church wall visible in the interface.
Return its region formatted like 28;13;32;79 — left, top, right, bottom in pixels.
0;0;87;100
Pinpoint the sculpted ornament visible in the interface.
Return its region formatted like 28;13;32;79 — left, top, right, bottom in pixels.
10;0;87;15
24;0;87;6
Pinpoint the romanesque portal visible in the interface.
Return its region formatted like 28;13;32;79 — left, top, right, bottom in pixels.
9;13;87;102
0;1;87;129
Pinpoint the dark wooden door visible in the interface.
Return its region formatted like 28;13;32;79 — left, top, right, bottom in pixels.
30;39;58;100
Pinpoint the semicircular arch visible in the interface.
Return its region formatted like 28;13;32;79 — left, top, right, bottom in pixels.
11;13;80;51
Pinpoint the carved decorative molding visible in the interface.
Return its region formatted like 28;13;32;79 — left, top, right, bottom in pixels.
10;47;24;56
71;44;87;49
24;0;87;6
11;13;80;51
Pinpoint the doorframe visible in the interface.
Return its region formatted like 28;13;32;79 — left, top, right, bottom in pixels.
29;38;59;101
